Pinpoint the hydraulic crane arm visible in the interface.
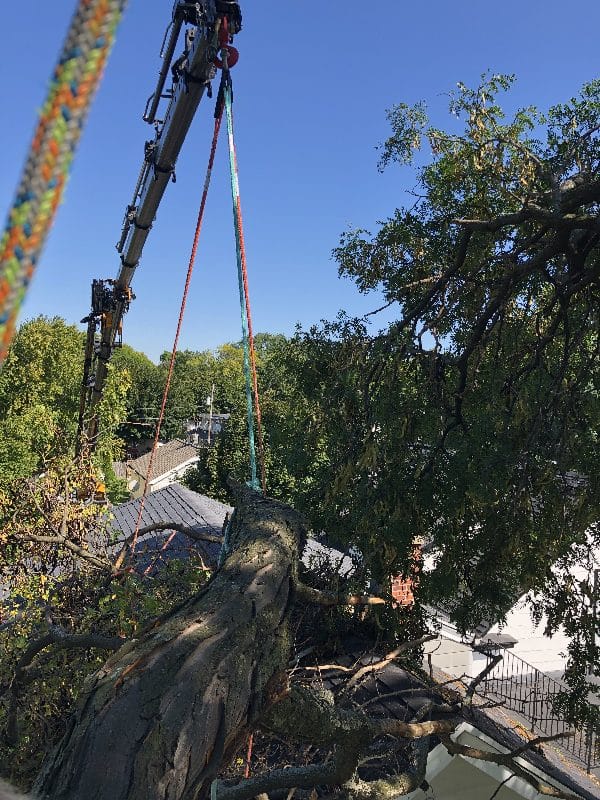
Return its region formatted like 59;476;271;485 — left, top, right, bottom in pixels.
77;0;242;451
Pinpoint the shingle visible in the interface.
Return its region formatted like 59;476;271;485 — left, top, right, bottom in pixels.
108;483;231;566
127;440;200;482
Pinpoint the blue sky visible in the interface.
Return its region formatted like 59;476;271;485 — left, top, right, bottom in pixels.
1;1;599;362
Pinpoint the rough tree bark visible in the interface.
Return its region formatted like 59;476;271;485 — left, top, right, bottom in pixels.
34;485;304;800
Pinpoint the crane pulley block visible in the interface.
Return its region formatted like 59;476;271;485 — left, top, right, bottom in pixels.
83;279;135;322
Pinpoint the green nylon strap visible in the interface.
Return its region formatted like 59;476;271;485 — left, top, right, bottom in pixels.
223;81;260;491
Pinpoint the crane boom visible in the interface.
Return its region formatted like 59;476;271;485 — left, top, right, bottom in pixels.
77;0;242;450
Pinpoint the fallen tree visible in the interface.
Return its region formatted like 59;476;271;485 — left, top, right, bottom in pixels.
22;485;580;800
34;484;305;799
26;484;449;799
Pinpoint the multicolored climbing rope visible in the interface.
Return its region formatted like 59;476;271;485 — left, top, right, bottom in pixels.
0;0;128;365
223;77;267;494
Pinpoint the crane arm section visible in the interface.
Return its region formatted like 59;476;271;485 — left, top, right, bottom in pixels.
77;1;242;450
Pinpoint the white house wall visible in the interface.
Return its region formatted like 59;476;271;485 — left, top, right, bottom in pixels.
410;752;529;800
406;722;583;800
148;458;200;493
486;553;597;678
424;548;600;681
130;458;200;499
485;597;570;679
422;619;490;679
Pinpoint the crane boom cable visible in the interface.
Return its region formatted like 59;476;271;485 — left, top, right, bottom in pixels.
116;109;224;568
0;0;128;366
223;76;267;494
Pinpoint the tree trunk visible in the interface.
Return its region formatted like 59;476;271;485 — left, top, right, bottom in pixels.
34;486;306;800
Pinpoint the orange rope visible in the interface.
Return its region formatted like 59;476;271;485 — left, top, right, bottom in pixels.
244;732;254;778
223;80;267;493
143;529;178;577
127;111;224;560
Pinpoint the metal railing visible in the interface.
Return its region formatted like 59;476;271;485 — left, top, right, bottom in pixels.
477;642;600;772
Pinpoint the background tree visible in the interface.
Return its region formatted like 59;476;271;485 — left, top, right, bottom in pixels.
183;334;328;503
310;75;600;718
0;317;83;484
0;317;148;498
155;349;215;441
111;345;162;448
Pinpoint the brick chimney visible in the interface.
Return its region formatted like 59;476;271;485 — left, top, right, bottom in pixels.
391;539;423;607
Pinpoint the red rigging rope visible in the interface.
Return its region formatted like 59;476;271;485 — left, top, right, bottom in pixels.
116;110;224;567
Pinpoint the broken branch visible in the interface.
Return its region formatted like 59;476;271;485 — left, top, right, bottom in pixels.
343;635;436;694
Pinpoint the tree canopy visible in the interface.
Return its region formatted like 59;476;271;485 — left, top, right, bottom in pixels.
183;78;600;717
298;75;600;713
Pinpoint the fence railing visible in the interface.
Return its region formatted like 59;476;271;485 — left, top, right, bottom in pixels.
477;642;599;772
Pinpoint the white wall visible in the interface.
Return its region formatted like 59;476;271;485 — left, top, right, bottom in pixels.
406;723;570;800
487;550;599;677
410;750;527;800
485;597;570;677
423;610;571;681
423;635;489;679
425;546;600;681
129;458;199;498
149;458;199;493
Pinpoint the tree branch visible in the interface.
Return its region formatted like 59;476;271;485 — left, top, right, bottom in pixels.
12;533;112;571
19;482;112;571
455;206;600;231
342;738;430;800
217;682;455;800
113;521;223;571
216;754;360;800
440;734;582;800
372;718;455;740
134;521;223;544
295;584;385;607
465;653;503;706
3;626;125;746
343;635;436;694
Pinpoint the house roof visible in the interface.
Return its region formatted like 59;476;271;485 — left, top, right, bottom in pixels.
107;483;231;566
126;439;200;482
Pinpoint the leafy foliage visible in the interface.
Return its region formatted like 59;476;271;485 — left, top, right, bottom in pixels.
2;74;600;772
183;333;329;505
0;317;83;483
0;317;131;488
309;76;600;720
0;457;210;785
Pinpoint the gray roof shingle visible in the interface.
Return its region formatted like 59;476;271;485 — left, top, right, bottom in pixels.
127;440;200;482
108;483;231;566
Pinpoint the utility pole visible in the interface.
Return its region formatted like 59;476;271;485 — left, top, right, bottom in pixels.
207;382;215;445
